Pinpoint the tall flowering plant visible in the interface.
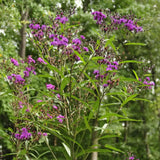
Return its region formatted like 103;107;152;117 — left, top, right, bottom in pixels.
0;10;153;160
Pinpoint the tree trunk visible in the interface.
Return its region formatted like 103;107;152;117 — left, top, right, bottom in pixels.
19;8;29;59
90;119;98;160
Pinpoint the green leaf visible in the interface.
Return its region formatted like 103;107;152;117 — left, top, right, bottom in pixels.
124;42;146;46
133;98;151;102
96;39;101;49
47;63;63;77
61;77;70;92
119;60;143;64
132;70;139;80
105;144;124;153
121;94;138;107
73;50;86;64
105;36;117;53
84;116;91;132
113;118;141;122
98;135;120;140
62;143;71;157
91;56;105;60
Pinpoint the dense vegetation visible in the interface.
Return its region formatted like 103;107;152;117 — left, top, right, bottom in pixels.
0;0;160;160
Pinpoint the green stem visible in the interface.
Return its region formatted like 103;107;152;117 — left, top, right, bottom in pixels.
45;138;58;160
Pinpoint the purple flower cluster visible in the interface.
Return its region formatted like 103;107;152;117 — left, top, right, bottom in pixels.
15;128;32;140
141;77;155;89
37;57;47;64
72;38;81;45
92;11;107;24
37;100;43;103
28;55;36;64
93;61;119;88
53;105;58;109
83;47;89;52
129;156;139;160
8;74;25;84
57;115;65;123
106;61;119;71
50;35;68;47
112;18;143;32
55;15;68;24
19;101;23;109
93;69;107;80
24;66;36;78
38;132;47;136
11;58;19;66
46;84;55;90
80;35;85;39
29;24;41;30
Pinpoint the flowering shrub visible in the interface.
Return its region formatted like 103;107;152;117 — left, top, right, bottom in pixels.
0;10;154;159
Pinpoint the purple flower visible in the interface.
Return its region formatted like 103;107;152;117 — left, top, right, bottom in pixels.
103;83;108;88
93;70;99;75
129;156;134;160
15;133;20;139
19;101;23;109
136;26;143;32
95;74;100;79
106;67;112;71
74;55;80;61
32;24;40;30
49;34;55;39
37;57;47;64
37;100;42;103
43;133;47;136
55;15;61;20
60;16;68;24
119;18;127;23
92;11;106;24
28;55;35;64
11;58;19;66
149;81;155;86
38;132;41;135
57;115;65;123
41;25;46;30
83;47;89;52
26;67;32;72
15;128;32;140
57;94;61;99
53;105;58;109
32;71;36;75
51;41;58;46
145;77;150;81
24;71;30;77
14;75;25;84
47;113;53;119
80;35;85;39
112;61;118;65
26;108;30;112
7;76;12;80
46;84;55;90
72;38;81;45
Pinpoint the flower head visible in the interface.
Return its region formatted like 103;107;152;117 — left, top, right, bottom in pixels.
57;115;65;123
37;57;47;64
83;47;89;52
28;55;35;64
92;11;106;24
80;35;85;39
11;58;19;66
46;84;55;90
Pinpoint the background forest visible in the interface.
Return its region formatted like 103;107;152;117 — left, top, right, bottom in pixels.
0;0;160;160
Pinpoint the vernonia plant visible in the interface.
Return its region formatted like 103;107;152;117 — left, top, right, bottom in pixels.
1;10;153;160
